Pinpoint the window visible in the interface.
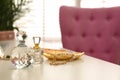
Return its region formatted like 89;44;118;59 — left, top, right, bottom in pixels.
14;0;76;48
81;0;120;8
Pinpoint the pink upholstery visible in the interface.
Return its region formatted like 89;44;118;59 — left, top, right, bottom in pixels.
59;6;120;64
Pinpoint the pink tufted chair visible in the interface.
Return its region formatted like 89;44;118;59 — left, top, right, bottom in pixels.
59;6;120;64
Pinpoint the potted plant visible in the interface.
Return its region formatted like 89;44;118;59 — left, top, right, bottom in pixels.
0;0;32;41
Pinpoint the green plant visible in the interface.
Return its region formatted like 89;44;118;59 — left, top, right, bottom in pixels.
0;0;32;31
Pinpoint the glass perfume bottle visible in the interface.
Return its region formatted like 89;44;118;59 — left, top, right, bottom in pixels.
11;31;33;69
32;36;43;64
11;40;33;69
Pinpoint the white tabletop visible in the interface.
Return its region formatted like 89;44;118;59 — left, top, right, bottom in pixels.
0;55;120;80
0;40;120;80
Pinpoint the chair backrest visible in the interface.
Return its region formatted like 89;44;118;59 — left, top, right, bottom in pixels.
59;6;120;64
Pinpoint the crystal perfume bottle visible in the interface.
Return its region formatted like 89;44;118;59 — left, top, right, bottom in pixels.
32;36;43;64
11;31;33;69
11;40;33;69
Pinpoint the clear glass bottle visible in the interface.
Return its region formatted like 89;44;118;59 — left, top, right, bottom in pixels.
11;40;33;69
32;36;43;64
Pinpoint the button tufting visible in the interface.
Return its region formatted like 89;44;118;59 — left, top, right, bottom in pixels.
67;32;73;37
106;16;112;21
75;16;79;21
81;33;86;38
90;15;94;21
96;33;101;37
89;12;94;21
113;33;118;37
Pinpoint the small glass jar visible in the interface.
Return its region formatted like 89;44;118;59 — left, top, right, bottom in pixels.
11;40;33;69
